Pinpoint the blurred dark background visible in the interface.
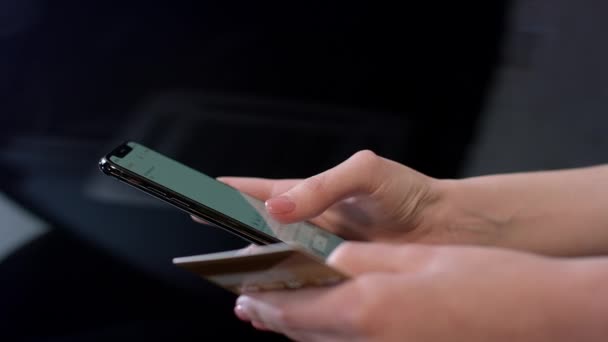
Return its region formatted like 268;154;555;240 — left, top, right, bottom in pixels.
1;0;607;340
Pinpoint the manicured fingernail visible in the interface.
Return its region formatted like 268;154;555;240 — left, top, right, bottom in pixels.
251;320;270;331
265;196;296;214
234;304;250;321
236;296;258;321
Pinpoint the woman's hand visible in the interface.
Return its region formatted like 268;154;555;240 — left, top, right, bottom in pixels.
197;151;608;255
208;150;499;245
233;242;608;342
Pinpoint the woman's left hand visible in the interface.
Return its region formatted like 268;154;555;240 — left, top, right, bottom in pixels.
233;242;590;342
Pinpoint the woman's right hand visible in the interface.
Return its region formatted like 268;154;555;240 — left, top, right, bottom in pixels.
209;150;500;246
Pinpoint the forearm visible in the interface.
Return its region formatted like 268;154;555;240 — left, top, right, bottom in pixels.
438;165;608;255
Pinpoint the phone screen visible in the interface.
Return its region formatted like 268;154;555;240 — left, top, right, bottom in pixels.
108;142;344;258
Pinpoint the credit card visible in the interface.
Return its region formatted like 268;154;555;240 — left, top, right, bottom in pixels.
173;243;347;294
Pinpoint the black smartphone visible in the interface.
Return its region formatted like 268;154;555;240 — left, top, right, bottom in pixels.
99;141;344;259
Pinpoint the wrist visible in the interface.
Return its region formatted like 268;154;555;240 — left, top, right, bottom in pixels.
432;173;608;255
426;177;509;246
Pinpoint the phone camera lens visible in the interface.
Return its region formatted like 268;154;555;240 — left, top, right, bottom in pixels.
112;143;133;158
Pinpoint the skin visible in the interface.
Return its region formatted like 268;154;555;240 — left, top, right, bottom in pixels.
193;150;608;341
235;243;608;342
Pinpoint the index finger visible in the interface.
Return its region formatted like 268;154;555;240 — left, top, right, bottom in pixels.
190;177;301;225
218;177;301;201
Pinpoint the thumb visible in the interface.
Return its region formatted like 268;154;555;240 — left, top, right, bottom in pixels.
264;150;399;223
327;242;435;276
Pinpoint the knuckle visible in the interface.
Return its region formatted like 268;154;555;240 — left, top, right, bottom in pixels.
327;242;358;266
273;305;299;330
399;245;440;271
343;276;383;335
301;173;326;193
349;150;384;192
351;149;380;167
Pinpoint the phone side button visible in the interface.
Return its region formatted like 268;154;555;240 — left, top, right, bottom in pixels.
170;197;191;208
145;186;167;197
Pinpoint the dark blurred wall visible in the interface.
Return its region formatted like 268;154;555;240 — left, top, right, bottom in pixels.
465;0;608;175
1;1;509;177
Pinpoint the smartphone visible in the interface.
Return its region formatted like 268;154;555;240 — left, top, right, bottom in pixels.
99;141;344;259
173;243;348;294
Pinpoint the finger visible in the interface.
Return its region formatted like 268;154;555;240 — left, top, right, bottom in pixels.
327;242;436;276
190;178;336;234
190;178;298;224
218;177;301;201
264;150;405;223
236;287;347;334
251;320;270;331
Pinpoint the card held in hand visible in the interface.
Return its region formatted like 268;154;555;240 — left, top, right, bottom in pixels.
173;243;348;294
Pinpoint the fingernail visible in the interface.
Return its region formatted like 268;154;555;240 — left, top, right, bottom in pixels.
236;296;257;322
234;304;250;321
265;196;296;214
